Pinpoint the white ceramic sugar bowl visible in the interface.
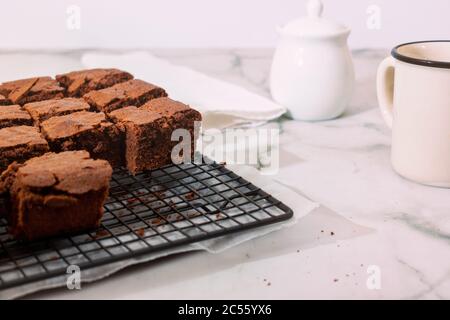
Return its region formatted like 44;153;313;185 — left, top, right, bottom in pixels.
270;0;354;121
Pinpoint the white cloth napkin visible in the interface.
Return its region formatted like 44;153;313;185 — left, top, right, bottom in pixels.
1;165;318;299
81;51;287;129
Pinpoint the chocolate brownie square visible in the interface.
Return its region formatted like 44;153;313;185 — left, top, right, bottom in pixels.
0;94;11;105
109;106;171;174
24;98;91;124
141;97;202;162
56;68;133;97
0;77;64;105
0;151;112;240
84;79;167;113
0;126;49;172
0;105;33;129
40;111;124;167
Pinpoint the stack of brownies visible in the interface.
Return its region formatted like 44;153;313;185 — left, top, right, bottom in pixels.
0;69;202;240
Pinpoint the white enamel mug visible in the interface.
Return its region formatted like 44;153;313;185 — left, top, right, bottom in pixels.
377;41;450;187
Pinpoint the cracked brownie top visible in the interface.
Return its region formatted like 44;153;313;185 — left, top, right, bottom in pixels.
10;150;112;194
0;126;48;149
83;79;167;113
40;111;114;140
24;98;91;123
0;77;65;105
56;68;133;97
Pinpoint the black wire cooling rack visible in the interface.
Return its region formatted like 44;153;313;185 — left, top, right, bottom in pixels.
0;159;293;291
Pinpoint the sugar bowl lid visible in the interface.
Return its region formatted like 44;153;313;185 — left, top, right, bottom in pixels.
279;0;350;38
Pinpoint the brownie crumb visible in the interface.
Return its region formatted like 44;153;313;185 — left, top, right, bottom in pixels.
153;190;166;198
136;228;145;237
330;231;335;236
187;212;200;218
94;229;110;239
184;191;196;200
126;197;139;205
150;218;163;225
56;68;133;97
216;212;224;220
333;278;339;282
84;79;167;113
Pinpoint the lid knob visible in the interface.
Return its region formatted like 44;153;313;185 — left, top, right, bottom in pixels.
307;0;324;18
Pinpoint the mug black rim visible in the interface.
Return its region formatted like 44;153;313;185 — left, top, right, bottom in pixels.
391;40;450;69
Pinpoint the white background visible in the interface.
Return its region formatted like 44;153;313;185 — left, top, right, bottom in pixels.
0;0;449;49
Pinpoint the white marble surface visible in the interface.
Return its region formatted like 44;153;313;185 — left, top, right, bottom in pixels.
1;49;449;299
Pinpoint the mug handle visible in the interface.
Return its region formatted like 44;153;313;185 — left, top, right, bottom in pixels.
376;57;395;129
